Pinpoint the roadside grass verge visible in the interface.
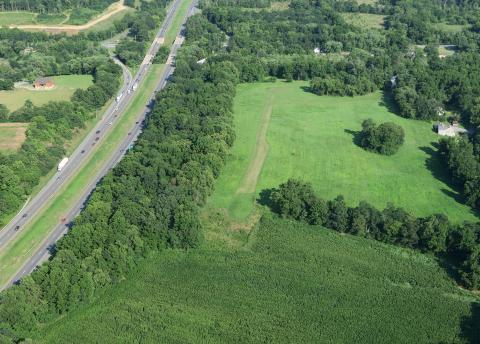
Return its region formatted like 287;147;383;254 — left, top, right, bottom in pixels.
208;81;477;223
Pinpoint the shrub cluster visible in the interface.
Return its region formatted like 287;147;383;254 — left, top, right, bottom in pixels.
359;118;404;155
267;179;480;290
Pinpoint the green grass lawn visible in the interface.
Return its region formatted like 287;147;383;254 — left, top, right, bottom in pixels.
0;12;37;26
0;75;93;111
433;22;469;33
208;81;477;223
35;216;479;343
0;11;68;26
341;12;385;30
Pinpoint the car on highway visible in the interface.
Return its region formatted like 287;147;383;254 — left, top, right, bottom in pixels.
95;137;100;141
108;122;113;125
81;150;85;154
22;213;27;218
14;225;20;231
96;130;101;134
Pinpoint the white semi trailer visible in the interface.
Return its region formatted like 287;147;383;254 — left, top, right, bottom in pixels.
57;157;69;172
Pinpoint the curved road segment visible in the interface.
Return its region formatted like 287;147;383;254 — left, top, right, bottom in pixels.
1;0;198;289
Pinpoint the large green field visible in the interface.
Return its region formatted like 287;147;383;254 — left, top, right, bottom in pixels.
36;216;478;343
208;81;477;223
0;75;93;111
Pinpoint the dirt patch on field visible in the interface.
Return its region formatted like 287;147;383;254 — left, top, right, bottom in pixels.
9;0;127;35
236;94;273;194
0;123;28;152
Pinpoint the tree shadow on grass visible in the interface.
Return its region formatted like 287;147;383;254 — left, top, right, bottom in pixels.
419;144;460;192
344;128;363;147
419;144;480;216
379;90;401;115
300;85;312;94
257;188;278;213
460;302;480;344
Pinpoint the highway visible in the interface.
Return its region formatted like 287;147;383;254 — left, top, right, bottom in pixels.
1;0;198;289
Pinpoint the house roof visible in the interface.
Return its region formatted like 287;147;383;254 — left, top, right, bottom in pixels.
35;77;53;84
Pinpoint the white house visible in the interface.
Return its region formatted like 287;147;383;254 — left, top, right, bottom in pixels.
434;122;468;137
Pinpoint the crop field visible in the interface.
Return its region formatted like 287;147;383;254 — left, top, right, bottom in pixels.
0;123;27;152
341;13;385;30
0;75;93;111
36;216;478;343
208;81;477;223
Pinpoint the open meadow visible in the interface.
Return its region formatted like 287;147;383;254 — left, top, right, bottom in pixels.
0;75;92;111
36;216;478;343
0;123;27;152
208;81;477;223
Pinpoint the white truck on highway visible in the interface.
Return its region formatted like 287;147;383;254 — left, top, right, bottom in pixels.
115;92;123;102
57;157;69;172
132;82;138;91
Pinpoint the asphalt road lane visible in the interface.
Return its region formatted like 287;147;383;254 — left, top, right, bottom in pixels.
4;0;198;289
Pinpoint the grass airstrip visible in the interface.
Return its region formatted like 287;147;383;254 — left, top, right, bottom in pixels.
208;81;477;223
0;75;93;111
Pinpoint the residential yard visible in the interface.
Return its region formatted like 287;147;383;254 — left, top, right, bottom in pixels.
0;75;93;111
208;81;477;223
0;123;28;152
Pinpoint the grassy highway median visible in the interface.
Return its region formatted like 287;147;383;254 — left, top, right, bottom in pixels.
0;0;194;287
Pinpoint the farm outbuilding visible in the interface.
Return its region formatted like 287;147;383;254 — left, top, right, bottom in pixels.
34;77;54;89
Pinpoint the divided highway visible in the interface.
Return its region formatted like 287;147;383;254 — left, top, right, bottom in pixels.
1;0;198;289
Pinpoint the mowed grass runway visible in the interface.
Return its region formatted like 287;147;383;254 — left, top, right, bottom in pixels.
209;81;476;222
36;216;478;343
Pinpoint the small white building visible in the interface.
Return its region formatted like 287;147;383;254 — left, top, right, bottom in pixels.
434;122;468;137
314;47;321;55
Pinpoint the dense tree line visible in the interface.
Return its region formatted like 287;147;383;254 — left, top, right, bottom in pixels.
268;179;480;290
114;0;168;66
359;118;404;155
0;0;115;13
438;136;480;210
0;18;238;340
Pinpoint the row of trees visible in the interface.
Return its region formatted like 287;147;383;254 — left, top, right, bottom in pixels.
438;136;480;210
268;179;480;290
0;17;239;340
